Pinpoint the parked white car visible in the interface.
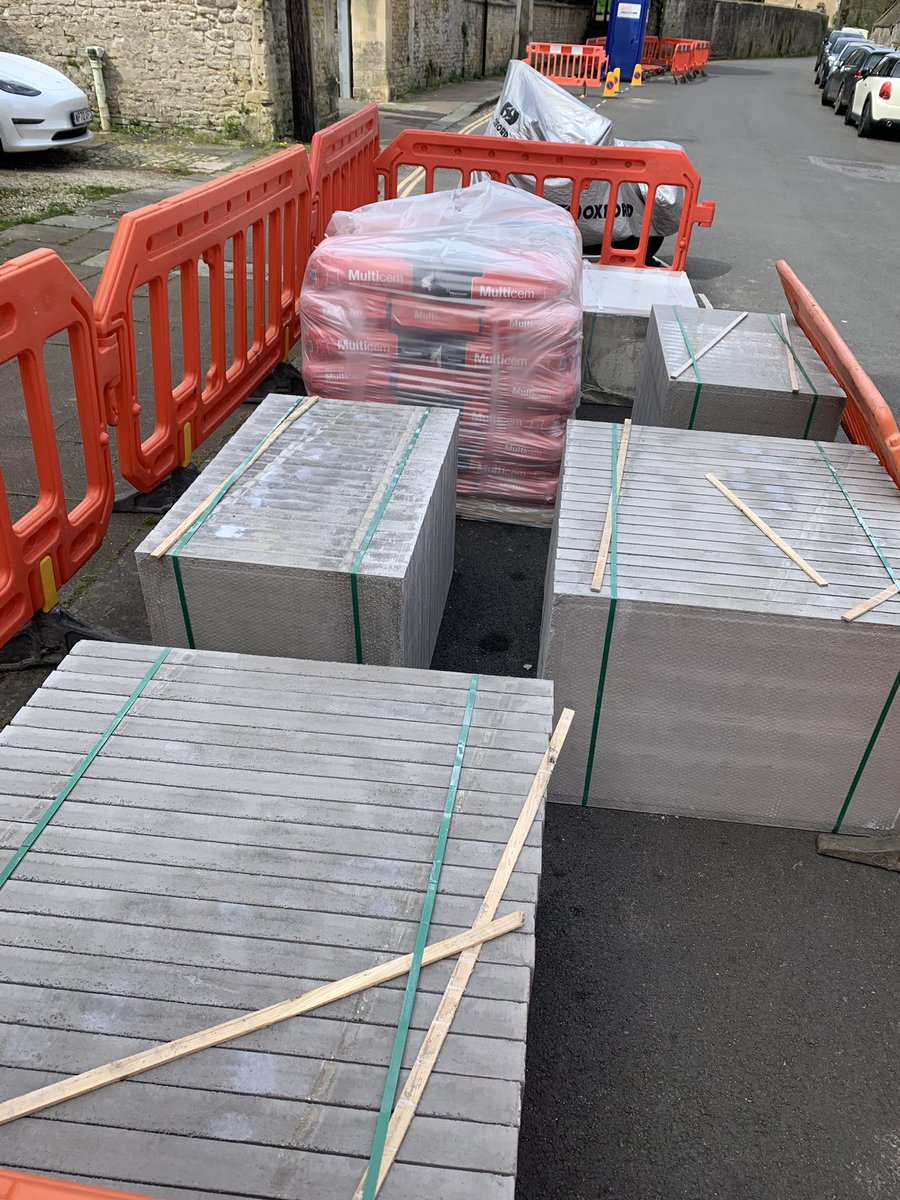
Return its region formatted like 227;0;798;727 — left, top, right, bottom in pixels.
848;51;900;136
0;52;92;153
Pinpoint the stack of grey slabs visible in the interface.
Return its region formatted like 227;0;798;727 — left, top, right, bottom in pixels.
581;264;697;406
633;306;846;438
136;394;458;668
0;641;554;1199
539;422;900;832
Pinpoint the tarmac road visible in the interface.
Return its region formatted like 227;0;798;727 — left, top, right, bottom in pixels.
596;56;900;410
431;56;900;1200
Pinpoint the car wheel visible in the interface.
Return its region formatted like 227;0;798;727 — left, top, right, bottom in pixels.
857;98;875;137
844;103;856;125
821;82;832;106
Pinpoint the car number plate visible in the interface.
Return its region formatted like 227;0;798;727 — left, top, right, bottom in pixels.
70;108;91;127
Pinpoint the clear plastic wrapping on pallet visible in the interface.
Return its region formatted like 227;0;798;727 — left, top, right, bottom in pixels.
487;61;686;248
301;180;583;525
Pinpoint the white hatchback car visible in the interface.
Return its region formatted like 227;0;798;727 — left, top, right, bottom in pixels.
0;52;92;153
848;51;900;137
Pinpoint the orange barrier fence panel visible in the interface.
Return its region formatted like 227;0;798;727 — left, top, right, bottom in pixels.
524;42;608;88
375;131;715;272
309;102;380;246
0;1171;150;1200
777;260;900;489
671;42;694;81
641;35;660;64
0;249;114;647
586;36;607;48
93;146;311;495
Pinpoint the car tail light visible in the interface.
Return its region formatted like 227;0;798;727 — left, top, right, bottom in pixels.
854;70;862;77
880;81;892;99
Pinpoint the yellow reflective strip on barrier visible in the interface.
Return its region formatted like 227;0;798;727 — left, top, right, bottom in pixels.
39;556;58;612
181;422;193;468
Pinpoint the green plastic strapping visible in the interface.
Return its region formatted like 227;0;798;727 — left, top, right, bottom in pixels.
0;648;171;890
582;423;619;806
816;440;900;833
815;442;898;588
672;307;703;429
168;395;314;648
766;314;819;439
350;409;430;665
832;667;900;834
360;672;480;1200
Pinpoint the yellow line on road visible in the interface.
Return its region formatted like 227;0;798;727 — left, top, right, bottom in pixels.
395;111;491;198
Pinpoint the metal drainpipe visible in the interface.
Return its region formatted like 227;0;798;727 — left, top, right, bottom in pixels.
85;46;111;131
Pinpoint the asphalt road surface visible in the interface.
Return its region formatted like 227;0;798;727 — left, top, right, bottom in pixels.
431;56;900;1200
598;55;900;410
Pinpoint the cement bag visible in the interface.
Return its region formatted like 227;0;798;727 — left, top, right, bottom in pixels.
302;181;583;527
486;61;633;245
613;138;686;238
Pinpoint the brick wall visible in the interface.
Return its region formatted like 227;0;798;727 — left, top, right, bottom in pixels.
532;1;591;43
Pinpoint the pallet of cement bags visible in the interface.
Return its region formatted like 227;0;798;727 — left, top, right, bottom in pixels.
136;395;458;668
539;422;900;832
633;306;846;438
581;264;697;406
0;641;554;1199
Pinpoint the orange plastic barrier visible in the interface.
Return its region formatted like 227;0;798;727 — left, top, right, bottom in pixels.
93;146;311;494
671;41;694;81
777;260;900;489
309;102;380;246
0;250;114;647
375;131;715;271
689;40;710;75
642;35;660;64
585;36;606;48
0;1171;148;1199
523;42;608;89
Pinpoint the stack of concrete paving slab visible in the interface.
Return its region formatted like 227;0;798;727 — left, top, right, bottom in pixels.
581;264;697;406
539;422;900;832
136;395;458;668
633;306;846;438
0;641;554;1200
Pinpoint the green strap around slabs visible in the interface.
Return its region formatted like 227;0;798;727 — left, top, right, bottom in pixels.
766;314;819;438
0;648;171;890
672;307;703;430
816;440;900;833
359;672;480;1200
168;396;315;648
582;422;619;806
350;409;430;664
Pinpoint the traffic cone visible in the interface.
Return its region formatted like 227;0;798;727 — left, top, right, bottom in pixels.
603;67;620;97
632;63;643;86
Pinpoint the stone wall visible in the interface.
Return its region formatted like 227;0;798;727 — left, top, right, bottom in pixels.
385;0;516;96
0;0;298;140
532;1;591;43
660;0;826;56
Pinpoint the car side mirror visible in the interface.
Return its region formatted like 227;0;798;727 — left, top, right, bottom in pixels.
860;68;870;77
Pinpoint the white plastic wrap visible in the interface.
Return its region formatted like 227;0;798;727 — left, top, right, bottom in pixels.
488;61;685;246
301;181;583;526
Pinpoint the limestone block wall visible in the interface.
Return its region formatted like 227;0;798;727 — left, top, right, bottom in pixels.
532;1;591;43
0;0;296;140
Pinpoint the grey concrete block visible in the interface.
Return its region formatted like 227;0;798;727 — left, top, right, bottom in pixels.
0;640;554;1199
581;265;698;406
135;395;458;667
539;422;900;832
633;306;847;438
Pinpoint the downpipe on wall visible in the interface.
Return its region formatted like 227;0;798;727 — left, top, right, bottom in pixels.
85;45;111;131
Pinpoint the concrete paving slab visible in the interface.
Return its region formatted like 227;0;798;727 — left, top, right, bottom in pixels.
0;640;552;1199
